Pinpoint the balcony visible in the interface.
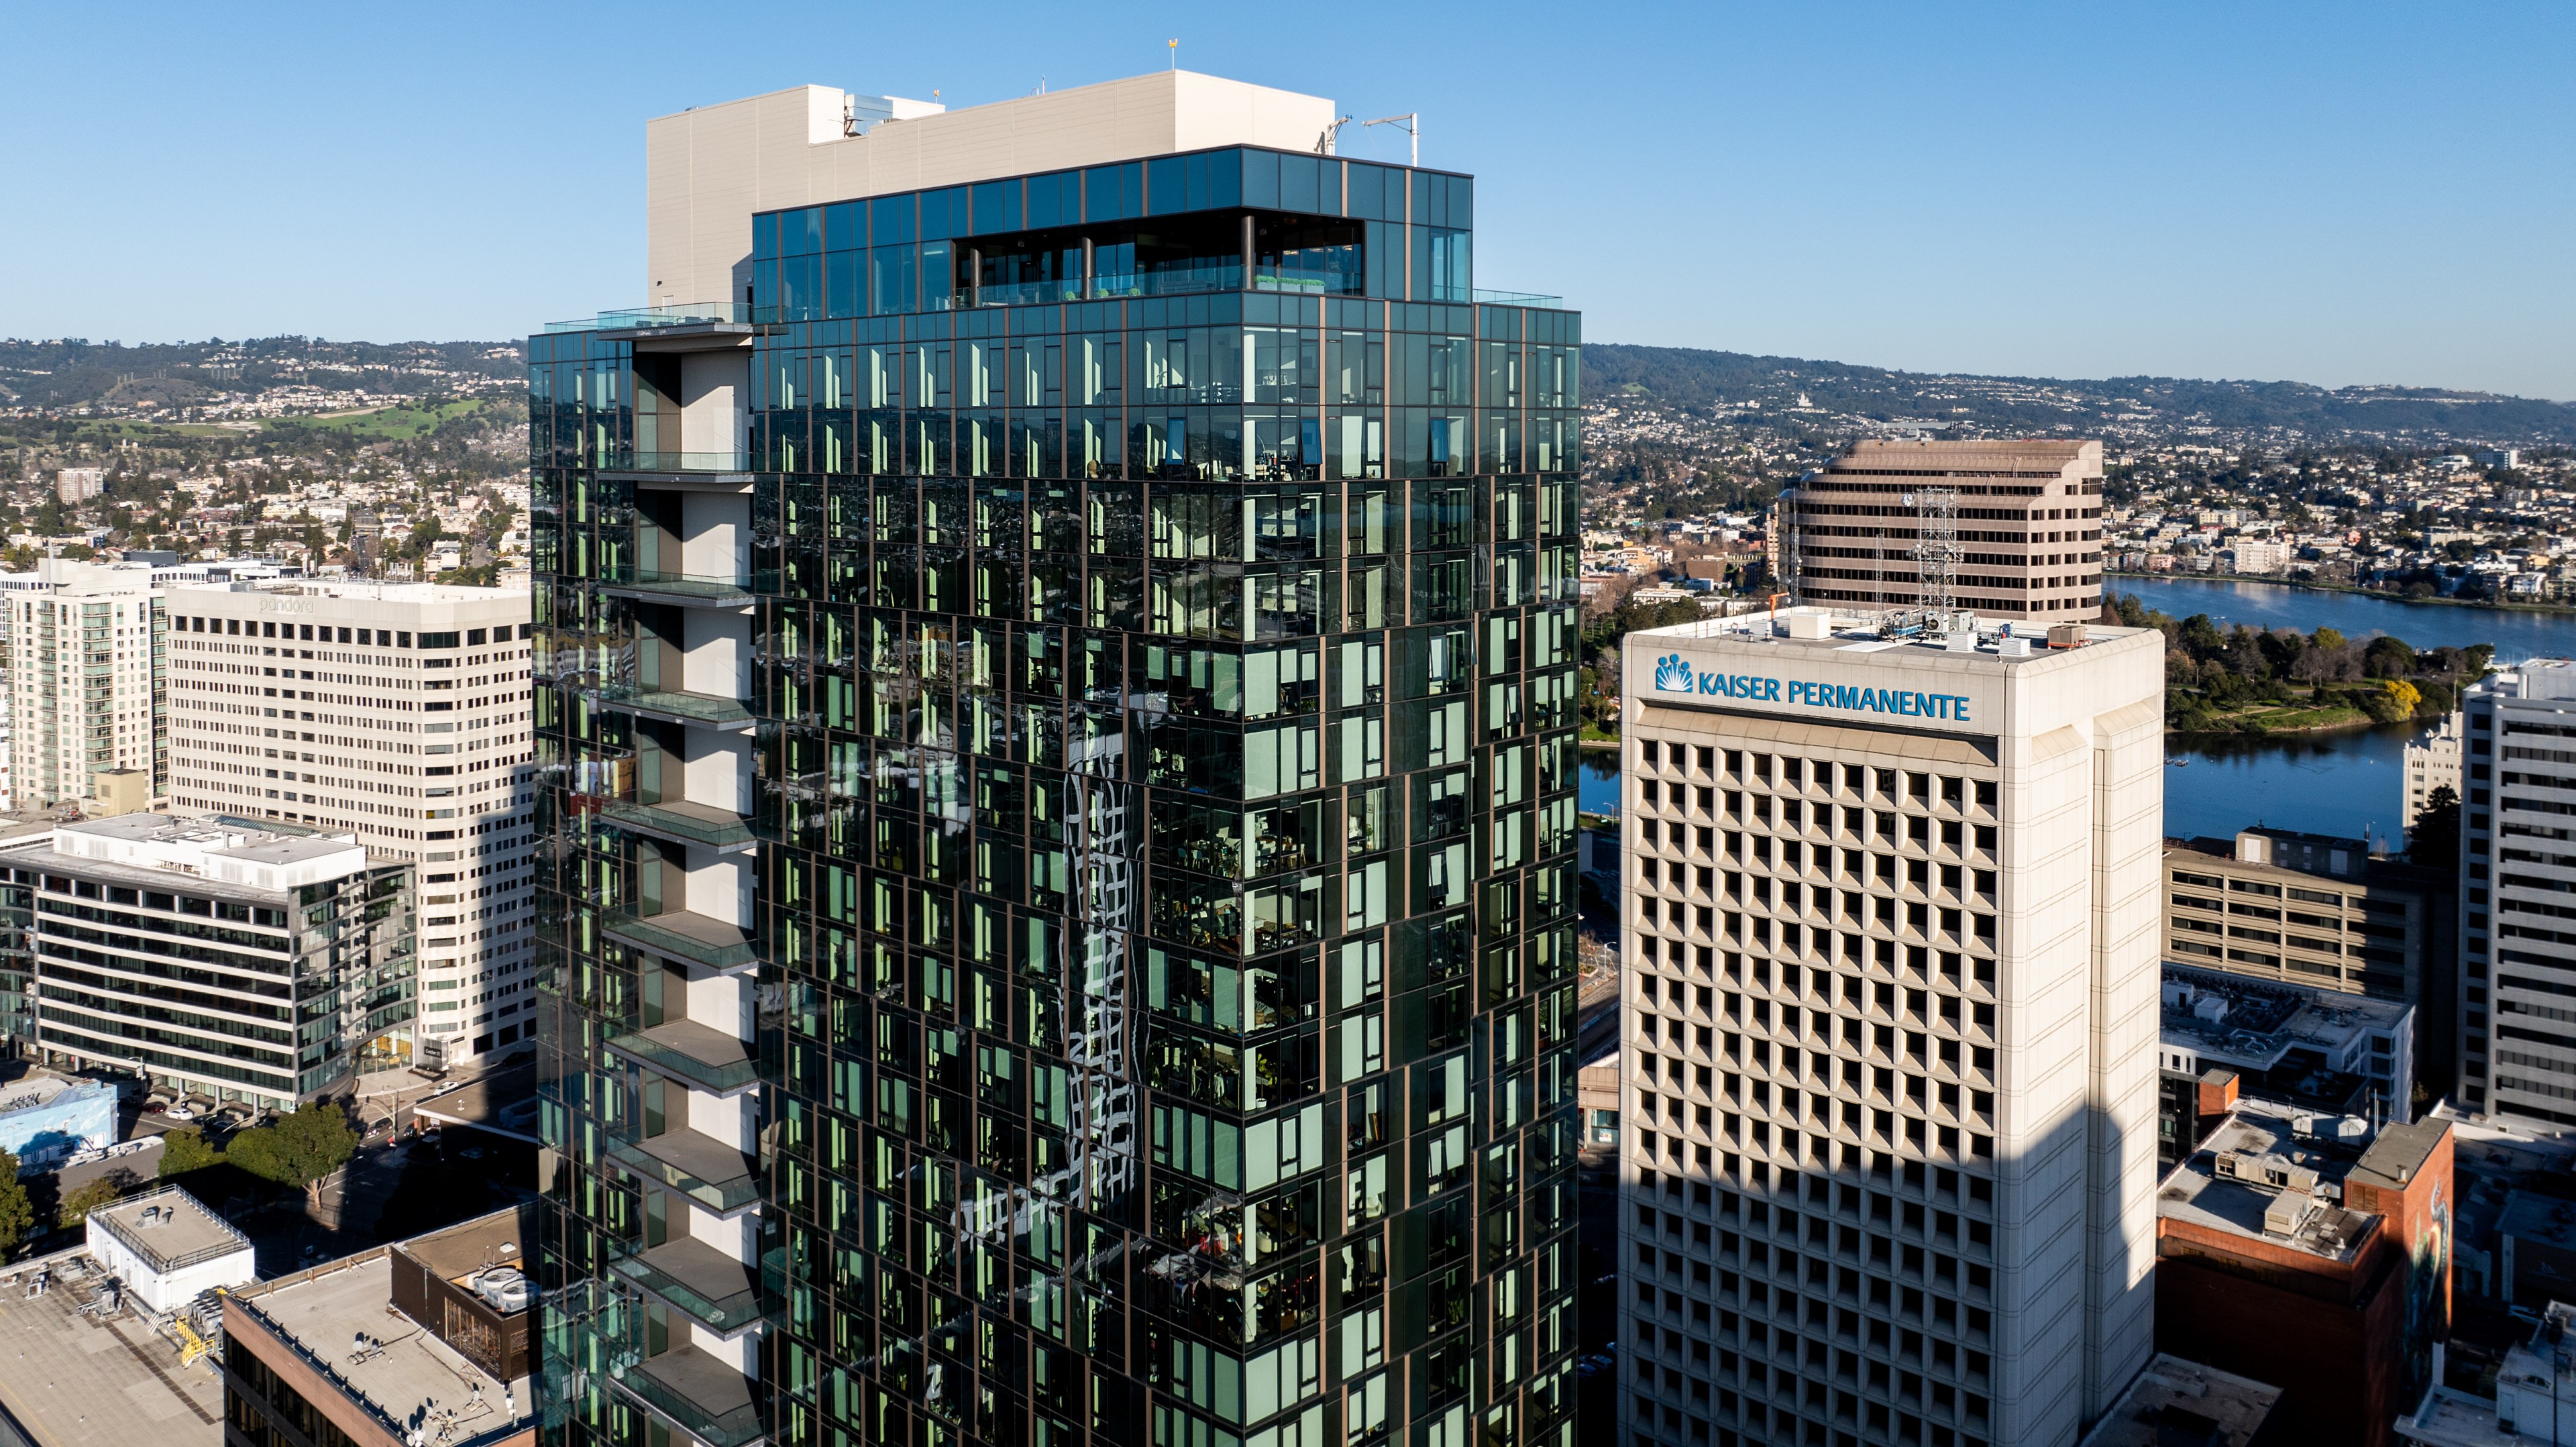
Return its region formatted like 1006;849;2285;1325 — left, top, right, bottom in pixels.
611;1018;761;1095
598;569;757;608
600;798;757;854
594;687;757;732
608;1126;760;1216
609;1344;766;1447
606;451;753;478
611;1237;765;1338
548;302;764;333
604;908;759;973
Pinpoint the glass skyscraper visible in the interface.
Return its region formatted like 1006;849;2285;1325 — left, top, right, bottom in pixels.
529;72;1583;1447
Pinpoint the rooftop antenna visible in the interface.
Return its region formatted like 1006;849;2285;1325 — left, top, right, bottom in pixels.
1362;113;1419;167
1908;485;1963;631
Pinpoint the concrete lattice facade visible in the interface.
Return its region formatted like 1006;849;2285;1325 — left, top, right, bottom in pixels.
1616;610;2162;1447
164;582;536;1064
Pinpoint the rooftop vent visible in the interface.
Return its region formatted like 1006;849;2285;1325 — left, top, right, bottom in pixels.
2263;1190;2315;1237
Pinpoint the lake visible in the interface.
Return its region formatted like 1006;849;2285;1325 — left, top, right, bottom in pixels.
1583;727;2428;844
1579;582;2569;840
2112;575;2576;660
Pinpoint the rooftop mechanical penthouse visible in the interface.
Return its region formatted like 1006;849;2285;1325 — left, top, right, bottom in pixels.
530;71;1585;1447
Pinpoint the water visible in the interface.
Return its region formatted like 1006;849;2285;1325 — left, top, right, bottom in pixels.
1580;748;1621;814
1587;727;2427;843
1582;581;2541;841
2162;724;2423;848
2114;575;2576;659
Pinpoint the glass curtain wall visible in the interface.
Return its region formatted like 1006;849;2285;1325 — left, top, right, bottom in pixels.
530;146;1583;1447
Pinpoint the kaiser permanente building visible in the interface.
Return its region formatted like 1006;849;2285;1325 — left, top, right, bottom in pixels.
1615;608;2164;1447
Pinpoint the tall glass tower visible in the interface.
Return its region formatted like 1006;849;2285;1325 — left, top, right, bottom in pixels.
529;72;1585;1447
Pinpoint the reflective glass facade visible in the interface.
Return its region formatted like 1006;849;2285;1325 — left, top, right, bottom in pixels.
530;140;1585;1447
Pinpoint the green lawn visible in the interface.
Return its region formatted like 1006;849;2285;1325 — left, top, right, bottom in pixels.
279;398;502;439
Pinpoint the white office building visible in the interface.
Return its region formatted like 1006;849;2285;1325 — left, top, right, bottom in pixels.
1616;608;2164;1447
163;581;536;1065
2405;709;2464;839
2458;662;2576;1128
5;558;167;810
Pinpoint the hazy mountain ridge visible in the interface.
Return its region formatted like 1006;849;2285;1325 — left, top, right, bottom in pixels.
1586;343;2576;445
0;337;525;409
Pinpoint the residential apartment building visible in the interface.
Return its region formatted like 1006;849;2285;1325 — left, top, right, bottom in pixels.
2161;828;2455;1104
2404;710;2464;835
0;814;415;1113
1617;609;2164;1446
2459;662;2576;1128
532;70;1585;1447
164;582;537;1065
7;557;166;809
1786;439;2107;629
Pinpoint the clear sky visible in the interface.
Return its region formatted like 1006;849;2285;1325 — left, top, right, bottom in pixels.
3;1;2568;398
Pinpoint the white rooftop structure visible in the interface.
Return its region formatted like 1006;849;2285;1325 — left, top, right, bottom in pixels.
83;1184;258;1315
646;70;1342;306
50;812;367;891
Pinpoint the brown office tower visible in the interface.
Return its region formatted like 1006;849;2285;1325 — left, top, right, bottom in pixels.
1786;439;2106;627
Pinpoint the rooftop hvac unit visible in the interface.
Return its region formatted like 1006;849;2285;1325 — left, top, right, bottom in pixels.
473;1267;535;1314
2263;1190;2314;1237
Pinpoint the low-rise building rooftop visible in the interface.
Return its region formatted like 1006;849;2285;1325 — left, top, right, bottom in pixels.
2079;1352;2283;1447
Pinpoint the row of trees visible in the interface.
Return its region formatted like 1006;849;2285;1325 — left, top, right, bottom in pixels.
2106;593;2491;732
0;1102;359;1259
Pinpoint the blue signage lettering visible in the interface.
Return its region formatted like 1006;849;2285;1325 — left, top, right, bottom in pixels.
1651;653;1972;724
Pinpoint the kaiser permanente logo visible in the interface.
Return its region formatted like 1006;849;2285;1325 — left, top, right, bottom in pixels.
1653;653;1975;722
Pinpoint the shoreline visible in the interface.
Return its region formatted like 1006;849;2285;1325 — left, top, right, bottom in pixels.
2107;570;2576;619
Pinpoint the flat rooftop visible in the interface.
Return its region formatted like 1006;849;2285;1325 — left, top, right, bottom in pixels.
2496;1188;2576;1250
2161;963;2411;1075
232;1238;532;1444
91;1187;254;1275
2080;1352;2281;1447
1635;608;2158;671
0;1252;225;1447
2158;1097;2381;1264
29;814;371;894
171;580;527;603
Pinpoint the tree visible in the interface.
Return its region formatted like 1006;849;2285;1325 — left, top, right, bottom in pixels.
2365;636;2417;678
2410;784;2462;869
157;1126;223;1177
225;1103;359;1210
0;1150;30;1256
57;1172;133;1228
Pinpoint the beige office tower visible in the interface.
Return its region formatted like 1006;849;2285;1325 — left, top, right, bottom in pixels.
7;559;168;809
163;582;536;1067
1787;439;2107;629
1616;608;2163;1447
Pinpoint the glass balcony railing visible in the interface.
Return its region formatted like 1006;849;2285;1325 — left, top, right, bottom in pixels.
547;302;776;333
596;568;757;604
600;798;757;851
607;1344;766;1447
609;1018;762;1093
605;1126;761;1214
603;908;760;971
593;686;757;729
1473;288;1565;307
610;1238;765;1335
610;451;752;474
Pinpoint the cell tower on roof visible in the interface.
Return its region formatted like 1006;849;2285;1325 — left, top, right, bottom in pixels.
1907;486;1964;631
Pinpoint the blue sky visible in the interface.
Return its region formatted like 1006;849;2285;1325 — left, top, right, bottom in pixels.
3;2;2568;398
